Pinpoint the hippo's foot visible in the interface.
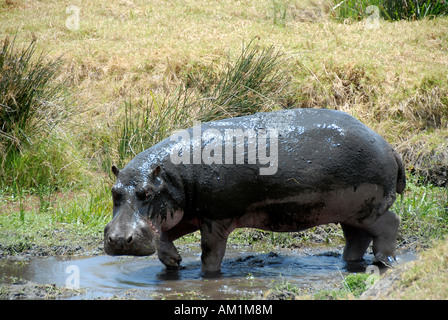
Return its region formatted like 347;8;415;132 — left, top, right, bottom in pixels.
342;209;399;268
158;239;182;269
368;210;400;268
373;253;397;268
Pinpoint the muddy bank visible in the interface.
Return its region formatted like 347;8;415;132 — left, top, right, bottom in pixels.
360;267;404;300
0;232;103;260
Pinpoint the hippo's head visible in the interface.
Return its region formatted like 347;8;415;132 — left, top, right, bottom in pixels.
104;164;164;256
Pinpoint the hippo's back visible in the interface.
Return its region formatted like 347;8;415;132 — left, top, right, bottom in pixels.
153;108;400;220
200;108;397;187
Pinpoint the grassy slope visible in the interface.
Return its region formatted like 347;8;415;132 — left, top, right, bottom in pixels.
2;1;447;137
2;0;447;180
1;0;448;299
390;239;448;299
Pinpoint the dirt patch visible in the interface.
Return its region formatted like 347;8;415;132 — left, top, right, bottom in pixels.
0;280;84;300
0;242;103;259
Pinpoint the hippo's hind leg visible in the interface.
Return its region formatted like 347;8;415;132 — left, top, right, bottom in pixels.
367;210;400;266
341;224;372;261
200;219;233;275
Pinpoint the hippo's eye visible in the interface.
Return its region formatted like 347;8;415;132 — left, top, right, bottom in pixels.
136;188;153;202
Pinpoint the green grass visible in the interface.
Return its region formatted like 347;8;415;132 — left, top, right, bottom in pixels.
393;175;448;246
0;183;111;255
271;0;289;26
331;0;448;21
265;269;378;300
54;184;112;228
1;131;92;192
313;273;373;299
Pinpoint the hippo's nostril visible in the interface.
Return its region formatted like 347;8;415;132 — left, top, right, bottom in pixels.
126;236;133;244
108;236;115;244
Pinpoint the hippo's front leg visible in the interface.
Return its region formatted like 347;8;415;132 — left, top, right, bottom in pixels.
157;233;182;269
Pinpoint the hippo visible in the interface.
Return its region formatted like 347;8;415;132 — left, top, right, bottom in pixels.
104;108;406;274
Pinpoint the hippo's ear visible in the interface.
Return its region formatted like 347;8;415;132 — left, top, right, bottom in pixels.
111;165;120;177
150;165;164;189
151;165;162;179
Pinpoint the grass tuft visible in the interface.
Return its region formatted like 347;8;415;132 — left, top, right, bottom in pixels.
0;36;84;192
196;39;295;122
0;36;70;154
115;93;193;168
114;39;295;166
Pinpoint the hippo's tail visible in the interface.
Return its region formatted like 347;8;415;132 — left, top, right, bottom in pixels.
394;151;406;194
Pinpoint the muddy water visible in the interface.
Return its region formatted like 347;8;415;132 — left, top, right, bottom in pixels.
0;246;416;300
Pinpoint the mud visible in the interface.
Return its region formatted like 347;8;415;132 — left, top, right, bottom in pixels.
0;245;416;300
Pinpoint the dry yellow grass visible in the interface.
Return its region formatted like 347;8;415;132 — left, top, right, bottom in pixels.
1;0;447;175
375;240;448;300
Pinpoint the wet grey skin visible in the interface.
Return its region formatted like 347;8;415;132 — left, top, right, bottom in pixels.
104;108;405;274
